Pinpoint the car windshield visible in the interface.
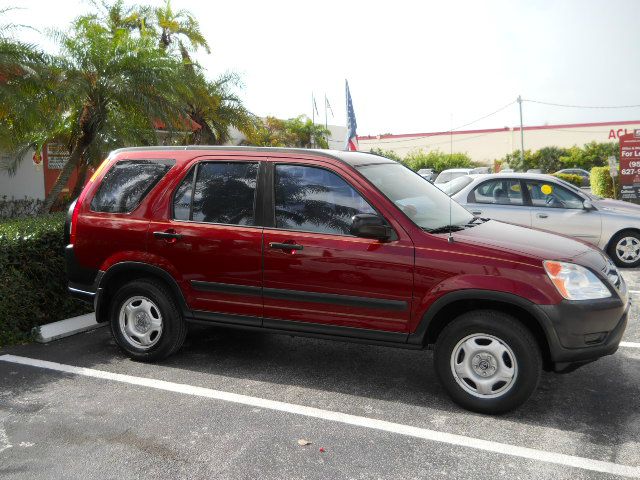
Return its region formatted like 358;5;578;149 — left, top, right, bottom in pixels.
357;163;474;232
440;175;474;196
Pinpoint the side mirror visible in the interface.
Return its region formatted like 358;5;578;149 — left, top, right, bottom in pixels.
583;200;594;210
350;214;394;241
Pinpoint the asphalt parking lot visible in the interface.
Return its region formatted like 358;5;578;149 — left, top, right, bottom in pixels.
1;273;640;479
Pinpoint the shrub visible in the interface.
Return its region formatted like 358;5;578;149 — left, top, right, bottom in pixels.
552;173;584;187
0;196;44;219
0;213;91;346
404;149;476;172
590;166;621;198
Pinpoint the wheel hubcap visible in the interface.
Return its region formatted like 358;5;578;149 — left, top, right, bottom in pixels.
615;237;640;263
119;296;163;350
450;334;518;398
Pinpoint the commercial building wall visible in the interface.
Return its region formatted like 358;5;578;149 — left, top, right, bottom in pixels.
0;150;45;200
358;120;640;165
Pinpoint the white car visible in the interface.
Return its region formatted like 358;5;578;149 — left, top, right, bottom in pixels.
434;168;474;184
446;172;640;267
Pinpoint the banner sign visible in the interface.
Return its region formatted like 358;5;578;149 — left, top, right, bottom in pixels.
619;130;640;202
46;143;71;170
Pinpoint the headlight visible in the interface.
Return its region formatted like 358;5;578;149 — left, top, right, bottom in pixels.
543;260;611;300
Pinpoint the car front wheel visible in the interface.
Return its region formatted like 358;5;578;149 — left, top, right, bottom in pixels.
434;310;542;414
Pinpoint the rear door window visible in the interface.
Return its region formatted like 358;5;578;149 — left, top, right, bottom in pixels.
470;179;524;205
91;160;173;213
173;162;258;225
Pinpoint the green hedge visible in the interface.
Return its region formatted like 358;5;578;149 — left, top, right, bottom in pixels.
0;213;91;346
552;173;584;187
590;166;621;198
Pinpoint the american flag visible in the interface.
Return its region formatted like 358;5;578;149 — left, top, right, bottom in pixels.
345;80;358;151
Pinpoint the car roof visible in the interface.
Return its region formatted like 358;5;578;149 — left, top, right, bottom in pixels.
439;168;473;173
110;146;396;167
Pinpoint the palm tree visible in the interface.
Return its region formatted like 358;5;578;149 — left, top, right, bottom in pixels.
154;0;210;63
34;15;187;212
152;1;253;145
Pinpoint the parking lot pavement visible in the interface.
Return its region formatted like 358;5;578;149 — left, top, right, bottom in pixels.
1;272;639;479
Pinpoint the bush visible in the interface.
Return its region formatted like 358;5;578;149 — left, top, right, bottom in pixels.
404;149;476;172
0;213;91;346
552;173;584;187
590;166;621;198
0;196;44;219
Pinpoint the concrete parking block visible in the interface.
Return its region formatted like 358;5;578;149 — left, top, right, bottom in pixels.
34;313;104;343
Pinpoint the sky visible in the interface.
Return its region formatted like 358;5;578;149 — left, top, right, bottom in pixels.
4;0;640;137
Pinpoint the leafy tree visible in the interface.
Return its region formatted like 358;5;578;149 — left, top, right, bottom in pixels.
500;149;534;172
244;115;330;149
532;146;568;173
151;0;252;145
404;149;475;172
34;13;186;212
559;141;619;171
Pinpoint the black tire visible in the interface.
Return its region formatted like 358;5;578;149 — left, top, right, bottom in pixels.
607;231;640;268
109;278;187;362
434;310;542;414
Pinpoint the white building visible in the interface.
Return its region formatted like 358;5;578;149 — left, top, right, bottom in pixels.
358;120;640;165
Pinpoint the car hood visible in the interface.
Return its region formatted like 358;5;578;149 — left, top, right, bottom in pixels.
447;220;609;268
593;198;640;215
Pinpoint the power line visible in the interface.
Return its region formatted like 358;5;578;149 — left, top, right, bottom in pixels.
524;99;640;109
360;100;516;145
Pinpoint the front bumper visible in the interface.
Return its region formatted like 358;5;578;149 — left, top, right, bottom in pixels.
535;292;630;372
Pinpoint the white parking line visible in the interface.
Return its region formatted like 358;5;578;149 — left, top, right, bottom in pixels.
1;354;639;478
621;341;640;348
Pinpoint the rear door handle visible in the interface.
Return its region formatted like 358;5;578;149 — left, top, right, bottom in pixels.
472;211;482;216
537;213;548;219
269;242;304;251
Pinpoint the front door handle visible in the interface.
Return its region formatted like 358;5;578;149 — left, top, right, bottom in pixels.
153;230;183;242
537;213;549;219
472;211;482;216
269;242;304;251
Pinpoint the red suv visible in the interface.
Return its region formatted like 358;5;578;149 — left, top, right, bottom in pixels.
65;147;629;414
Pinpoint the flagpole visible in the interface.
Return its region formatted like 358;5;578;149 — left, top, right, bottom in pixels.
311;93;315;148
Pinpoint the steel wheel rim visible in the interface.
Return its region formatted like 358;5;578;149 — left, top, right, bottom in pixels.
450;333;518;399
118;296;163;350
615;236;640;264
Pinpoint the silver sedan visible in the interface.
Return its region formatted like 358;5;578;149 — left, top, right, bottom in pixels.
445;172;640;267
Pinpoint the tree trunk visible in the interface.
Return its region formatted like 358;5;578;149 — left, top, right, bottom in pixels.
40;133;91;213
188;110;216;145
71;160;88;199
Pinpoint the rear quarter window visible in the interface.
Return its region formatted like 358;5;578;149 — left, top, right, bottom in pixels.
90;160;174;213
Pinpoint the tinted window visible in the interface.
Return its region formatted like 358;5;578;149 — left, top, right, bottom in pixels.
471;179;524;205
91;160;172;213
172;168;194;221
275;164;375;235
177;162;259;225
525;180;583;209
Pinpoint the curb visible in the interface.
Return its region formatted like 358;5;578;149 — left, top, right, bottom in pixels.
34;313;106;343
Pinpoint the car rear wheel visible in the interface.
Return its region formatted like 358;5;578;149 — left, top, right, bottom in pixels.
110;278;187;361
608;231;640;268
434;310;542;414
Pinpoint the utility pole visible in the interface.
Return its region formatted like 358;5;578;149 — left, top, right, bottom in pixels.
517;95;524;164
311;93;315;148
